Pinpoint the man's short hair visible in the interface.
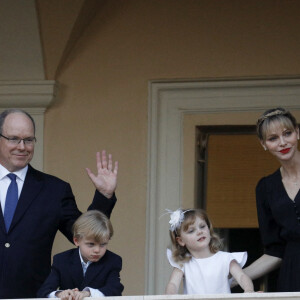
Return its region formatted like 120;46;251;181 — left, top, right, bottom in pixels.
0;109;36;134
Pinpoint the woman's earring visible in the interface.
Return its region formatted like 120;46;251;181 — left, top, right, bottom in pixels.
263;146;267;151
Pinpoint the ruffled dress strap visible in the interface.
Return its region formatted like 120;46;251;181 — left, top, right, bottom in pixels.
166;248;184;271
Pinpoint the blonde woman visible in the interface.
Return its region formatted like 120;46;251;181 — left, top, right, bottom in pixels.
243;107;300;291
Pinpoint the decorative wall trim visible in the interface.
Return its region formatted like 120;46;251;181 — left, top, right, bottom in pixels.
0;80;58;170
0;80;57;107
146;78;300;295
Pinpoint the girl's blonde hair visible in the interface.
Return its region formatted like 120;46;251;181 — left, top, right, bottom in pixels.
256;107;298;141
169;209;222;263
73;210;113;242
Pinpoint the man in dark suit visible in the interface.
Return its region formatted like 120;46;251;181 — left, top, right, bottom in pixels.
0;109;118;298
37;210;123;299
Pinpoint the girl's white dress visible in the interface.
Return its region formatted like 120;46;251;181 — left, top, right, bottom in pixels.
166;249;247;294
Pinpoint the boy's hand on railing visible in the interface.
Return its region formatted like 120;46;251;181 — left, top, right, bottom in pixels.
73;289;90;300
56;289;75;300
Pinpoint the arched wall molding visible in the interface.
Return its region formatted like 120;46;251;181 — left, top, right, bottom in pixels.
0;80;58;171
146;78;300;295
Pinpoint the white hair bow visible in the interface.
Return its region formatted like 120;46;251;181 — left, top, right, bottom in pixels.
167;209;185;232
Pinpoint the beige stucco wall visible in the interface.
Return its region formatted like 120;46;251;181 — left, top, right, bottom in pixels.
38;0;300;295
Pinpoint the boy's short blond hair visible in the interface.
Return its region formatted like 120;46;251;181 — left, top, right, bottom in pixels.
73;210;113;242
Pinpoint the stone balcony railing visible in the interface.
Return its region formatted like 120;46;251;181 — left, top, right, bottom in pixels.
104;294;300;300
31;293;300;300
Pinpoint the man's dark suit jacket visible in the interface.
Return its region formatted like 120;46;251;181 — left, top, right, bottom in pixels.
0;165;116;299
37;248;124;297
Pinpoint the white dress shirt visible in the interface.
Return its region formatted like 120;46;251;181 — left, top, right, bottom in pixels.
0;164;28;214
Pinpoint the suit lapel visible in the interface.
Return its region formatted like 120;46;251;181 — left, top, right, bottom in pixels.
0;205;5;233
82;259;105;287
8;165;44;232
70;249;85;286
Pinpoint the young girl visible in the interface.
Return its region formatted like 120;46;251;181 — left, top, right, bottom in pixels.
165;209;254;294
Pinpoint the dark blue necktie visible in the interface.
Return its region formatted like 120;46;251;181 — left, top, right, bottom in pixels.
4;173;18;231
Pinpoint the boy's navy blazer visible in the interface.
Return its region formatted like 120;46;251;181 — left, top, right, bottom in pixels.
37;248;124;297
0;165;116;299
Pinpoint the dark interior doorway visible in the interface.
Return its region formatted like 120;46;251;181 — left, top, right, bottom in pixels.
225;228;278;292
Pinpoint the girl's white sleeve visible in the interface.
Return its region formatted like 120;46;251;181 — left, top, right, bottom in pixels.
166;249;184;271
229;251;248;268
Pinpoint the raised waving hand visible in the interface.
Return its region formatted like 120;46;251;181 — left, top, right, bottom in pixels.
86;150;118;199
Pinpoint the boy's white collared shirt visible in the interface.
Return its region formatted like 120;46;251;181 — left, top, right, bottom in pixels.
79;249;92;275
78;249;105;297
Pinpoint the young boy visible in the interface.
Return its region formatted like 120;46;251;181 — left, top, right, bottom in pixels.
37;210;123;299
